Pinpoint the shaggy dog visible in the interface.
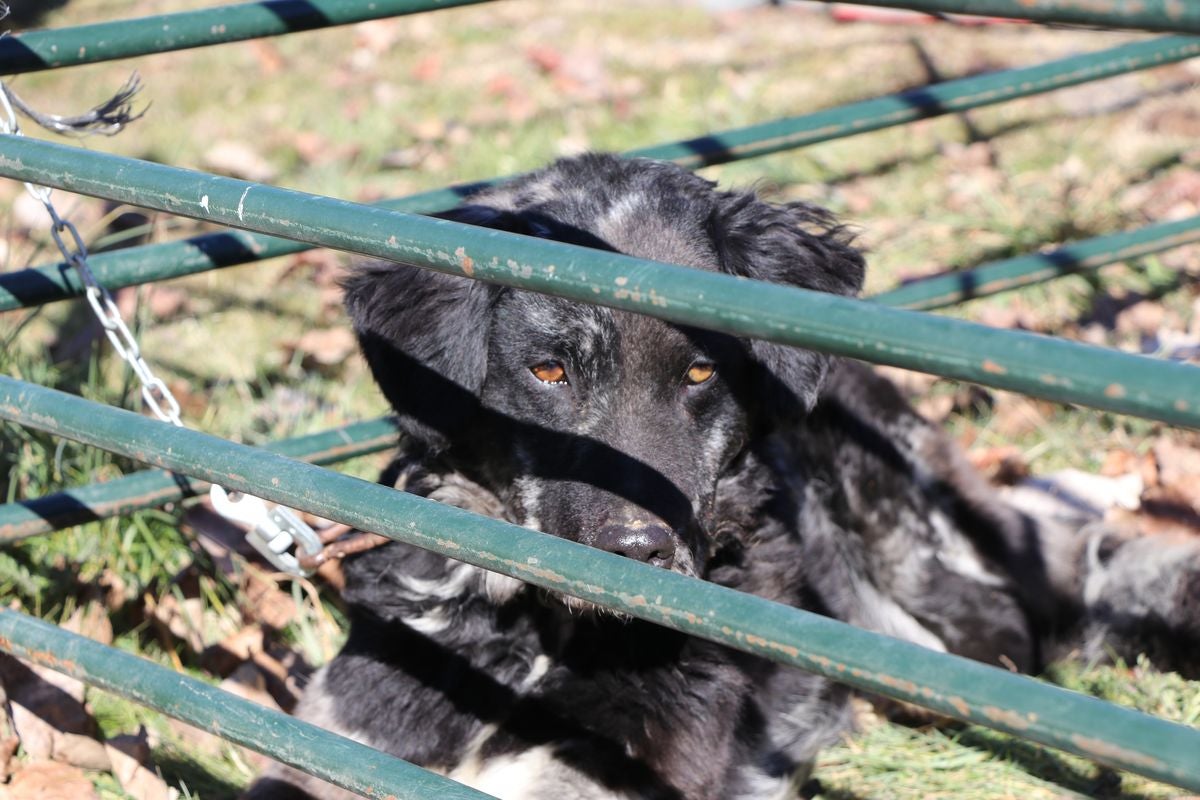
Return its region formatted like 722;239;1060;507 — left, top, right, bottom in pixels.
247;154;1200;800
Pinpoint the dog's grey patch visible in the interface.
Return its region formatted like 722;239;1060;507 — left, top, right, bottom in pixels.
453;745;638;800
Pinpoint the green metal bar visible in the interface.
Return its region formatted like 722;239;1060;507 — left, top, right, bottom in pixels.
0;0;492;74
628;35;1200;169
0;416;397;543
25;218;1193;540
2;377;1198;791
2;136;1199;428
3;34;1196;313
809;0;1200;33
872;214;1200;310
0;610;496;800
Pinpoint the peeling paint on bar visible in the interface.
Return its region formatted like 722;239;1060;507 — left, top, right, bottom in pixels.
1;137;1199;428
4;36;1197;314
1;376;1199;792
0;611;497;800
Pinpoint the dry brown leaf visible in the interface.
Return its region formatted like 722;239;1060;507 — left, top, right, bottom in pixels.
248;39;285;75
1153;438;1200;502
242;572;298;630
200;625;266;678
526;44;564;75
221;662;282;711
106;727;179;800
0;761;98;800
285;328;358;368
989;392;1048;438
202;141;277;183
62;602;113;646
352;19;400;55
0;680;19;781
411;53;442;83
146;286;190;320
148;595;208;654
0;656;110;771
967;445;1029;485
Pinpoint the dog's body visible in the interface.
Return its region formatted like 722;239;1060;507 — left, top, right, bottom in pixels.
248;155;1199;800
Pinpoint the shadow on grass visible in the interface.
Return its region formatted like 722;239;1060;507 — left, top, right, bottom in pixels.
155;750;247;800
953;727;1158;800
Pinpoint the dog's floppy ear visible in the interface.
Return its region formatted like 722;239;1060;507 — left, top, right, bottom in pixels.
342;205;529;452
711;194;865;417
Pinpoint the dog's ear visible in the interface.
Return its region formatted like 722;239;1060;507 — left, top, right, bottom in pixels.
342;205;529;452
711;194;865;417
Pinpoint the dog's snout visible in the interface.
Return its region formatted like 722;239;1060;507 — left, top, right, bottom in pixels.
594;523;675;567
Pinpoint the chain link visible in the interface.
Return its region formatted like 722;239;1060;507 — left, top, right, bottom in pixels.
1;79;319;576
2;84;185;427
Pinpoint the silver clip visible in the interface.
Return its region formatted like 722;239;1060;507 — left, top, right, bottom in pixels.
210;485;322;577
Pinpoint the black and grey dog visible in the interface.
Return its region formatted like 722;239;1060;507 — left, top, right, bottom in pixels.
248;154;1200;800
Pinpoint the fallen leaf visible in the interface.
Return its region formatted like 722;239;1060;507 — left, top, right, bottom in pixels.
411;53;442;83
526;44;564;75
106;727;179;800
62;601;113;646
353;19;400;55
0;680;19;781
147;594;208;654
242;571;298;631
0;656;110;771
248;40;285;75
220;662;283;712
200;625;266;678
284;328;358;370
989;392;1048;438
1;761;98;800
202;141;277;183
967;445;1029;485
146;286;190;320
1153;438;1200;498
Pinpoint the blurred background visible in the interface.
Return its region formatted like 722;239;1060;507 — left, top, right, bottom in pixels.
0;2;1198;798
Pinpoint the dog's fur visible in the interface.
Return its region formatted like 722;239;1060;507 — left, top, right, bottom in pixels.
247;154;1200;800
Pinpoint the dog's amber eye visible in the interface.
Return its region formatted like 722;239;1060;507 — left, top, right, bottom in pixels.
531;360;568;384
685;362;716;385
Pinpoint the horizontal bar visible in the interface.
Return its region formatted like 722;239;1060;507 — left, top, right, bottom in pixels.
873;214;1200;310
2;377;1198;790
809;0;1200;33
0;610;495;800
3;137;1200;428
20;221;1193;541
0;416;397;543
3;34;1195;312
0;0;491;74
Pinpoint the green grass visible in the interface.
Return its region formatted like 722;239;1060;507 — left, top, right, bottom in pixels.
2;0;1200;797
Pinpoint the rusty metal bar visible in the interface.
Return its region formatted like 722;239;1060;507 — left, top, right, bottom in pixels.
3;34;1196;313
2;376;1198;791
872;214;1200;310
0;0;492;74
0;417;397;543
2;135;1199;428
0;609;496;800
808;0;1200;33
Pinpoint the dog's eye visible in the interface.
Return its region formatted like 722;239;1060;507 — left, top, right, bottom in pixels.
531;360;568;384
685;362;716;386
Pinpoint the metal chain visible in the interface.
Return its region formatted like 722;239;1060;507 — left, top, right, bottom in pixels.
1;81;321;576
0;83;183;425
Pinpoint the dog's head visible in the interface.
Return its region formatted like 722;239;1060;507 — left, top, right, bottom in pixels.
344;155;863;602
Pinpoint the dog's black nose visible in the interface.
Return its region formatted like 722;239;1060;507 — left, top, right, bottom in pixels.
593;524;675;567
